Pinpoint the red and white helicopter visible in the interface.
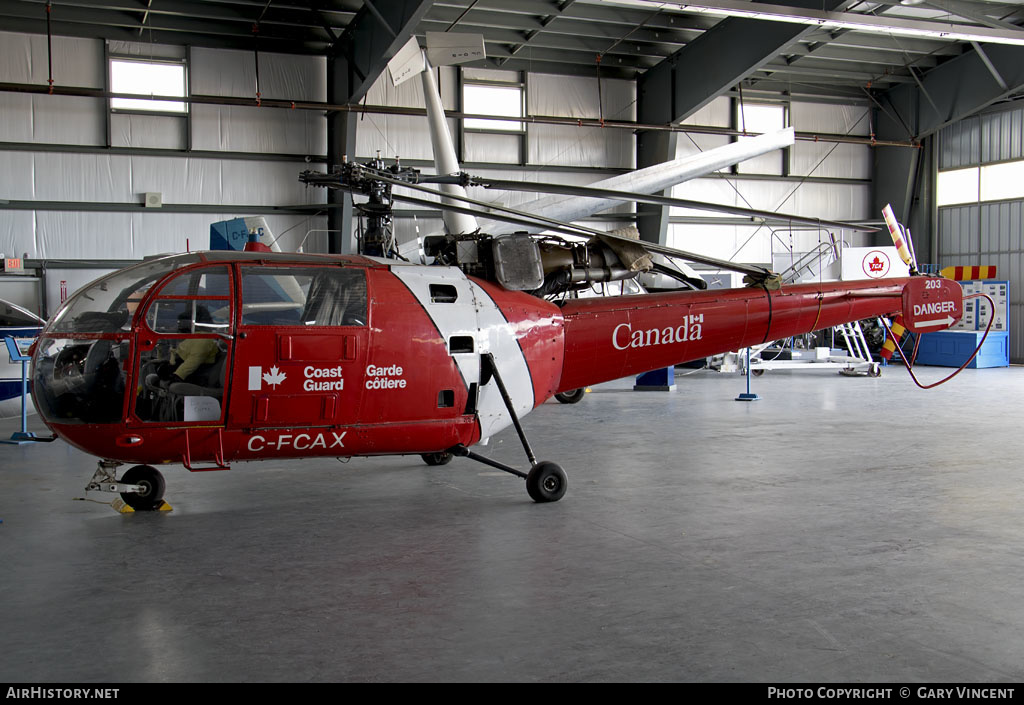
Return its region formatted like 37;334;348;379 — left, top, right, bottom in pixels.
27;36;964;509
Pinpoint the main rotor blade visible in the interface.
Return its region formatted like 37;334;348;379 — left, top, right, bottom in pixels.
471;177;879;233
388;192;602;240
308;169;605;239
370;172;608;239
600;229;772;278
304;170;774;279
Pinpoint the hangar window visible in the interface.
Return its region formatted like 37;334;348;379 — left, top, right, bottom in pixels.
937;167;979;206
109;57;188;113
937;161;1024;206
735;101;788;176
463;82;524;132
979;161;1024;202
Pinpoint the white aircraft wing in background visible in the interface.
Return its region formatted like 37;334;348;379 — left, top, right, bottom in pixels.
387;34;795;252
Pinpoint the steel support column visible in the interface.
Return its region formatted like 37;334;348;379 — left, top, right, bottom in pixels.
327;59;358;254
324;0;435;253
330;0;435;104
325;113;358;254
636;130;678;246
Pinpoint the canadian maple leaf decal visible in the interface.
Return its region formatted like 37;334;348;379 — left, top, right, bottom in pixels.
263;366;287;388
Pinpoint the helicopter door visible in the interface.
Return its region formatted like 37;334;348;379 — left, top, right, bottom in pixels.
384;267;481;422
131;266;234;425
228;265;368;431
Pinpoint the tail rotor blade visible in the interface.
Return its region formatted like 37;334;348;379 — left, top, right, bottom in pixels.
881;203;918;273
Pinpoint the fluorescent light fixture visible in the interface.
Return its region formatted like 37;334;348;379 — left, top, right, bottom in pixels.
625;0;1024;47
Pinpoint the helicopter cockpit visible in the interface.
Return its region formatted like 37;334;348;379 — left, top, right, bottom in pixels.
32;250;371;430
32;253;205;425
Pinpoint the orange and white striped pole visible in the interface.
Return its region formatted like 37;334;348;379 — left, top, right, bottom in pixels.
880;316;907;362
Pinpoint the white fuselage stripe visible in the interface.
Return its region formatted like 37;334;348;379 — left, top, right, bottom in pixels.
391;267;534;441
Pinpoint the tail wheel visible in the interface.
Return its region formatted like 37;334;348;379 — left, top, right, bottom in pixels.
554;388;586;404
421;451;454;466
119;465;166;511
526;462;567;503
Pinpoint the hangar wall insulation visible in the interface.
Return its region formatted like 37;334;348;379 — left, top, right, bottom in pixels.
0;31;329;262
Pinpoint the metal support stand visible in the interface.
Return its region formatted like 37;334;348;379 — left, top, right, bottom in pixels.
1;336;54;445
736;347;760;402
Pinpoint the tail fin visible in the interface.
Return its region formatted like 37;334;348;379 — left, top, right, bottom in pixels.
209;216;278;252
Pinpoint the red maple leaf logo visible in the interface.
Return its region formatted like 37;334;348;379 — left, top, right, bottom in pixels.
868;256;885;272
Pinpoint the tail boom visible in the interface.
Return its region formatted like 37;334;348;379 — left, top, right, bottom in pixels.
555;278;946;392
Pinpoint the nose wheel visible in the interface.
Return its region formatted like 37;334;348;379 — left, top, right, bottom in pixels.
85;461;169;511
119;465;167;511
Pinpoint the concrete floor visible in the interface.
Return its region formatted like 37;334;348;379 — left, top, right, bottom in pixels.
2;365;1023;683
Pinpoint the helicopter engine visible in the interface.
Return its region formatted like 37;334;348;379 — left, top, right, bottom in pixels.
422;231;640;296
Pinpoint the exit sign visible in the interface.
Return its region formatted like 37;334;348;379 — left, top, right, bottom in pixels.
2;257;25;273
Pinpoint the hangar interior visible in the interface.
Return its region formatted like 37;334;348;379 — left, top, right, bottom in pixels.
2;0;1024;683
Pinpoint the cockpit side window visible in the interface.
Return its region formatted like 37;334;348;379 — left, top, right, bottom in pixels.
158;270;231;298
145;266;232;335
146;300;231;335
47;255;201;334
240;267;367;327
